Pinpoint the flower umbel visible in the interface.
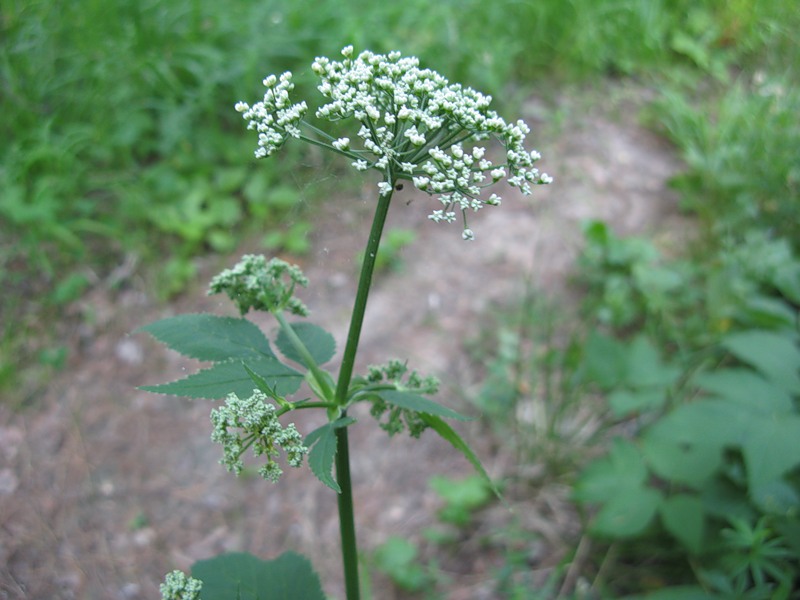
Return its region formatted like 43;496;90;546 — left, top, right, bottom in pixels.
208;254;309;316
236;46;551;240
210;389;308;483
160;570;202;600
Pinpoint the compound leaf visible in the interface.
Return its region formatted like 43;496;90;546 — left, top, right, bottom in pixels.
276;322;336;366
419;413;497;496
380;390;470;420
192;551;325;600
305;418;355;493
140;357;302;399
137;314;275;362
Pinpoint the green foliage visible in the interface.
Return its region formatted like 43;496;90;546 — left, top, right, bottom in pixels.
575;329;800;595
655;79;800;251
372;536;431;593
429;474;492;527
304;417;355;494
191;551;325;600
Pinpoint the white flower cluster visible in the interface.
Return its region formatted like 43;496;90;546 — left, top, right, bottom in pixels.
159;570;202;600
236;46;552;240
210;389;308;483
235;72;308;158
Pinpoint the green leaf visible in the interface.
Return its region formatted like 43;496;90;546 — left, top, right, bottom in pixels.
694;368;793;414
642;399;746;488
659;494;705;553
574;438;648;504
582;332;628;389
276;322;336;366
192;551;325;600
418;413;498;497
624;586;716;600
305;418;355;493
140;357;302;399
590;486;662;538
742;415;800;492
722;330;800;394
609;388;667;417
373;537;428;592
137;314;275;362
624;336;680;389
379;390;470;420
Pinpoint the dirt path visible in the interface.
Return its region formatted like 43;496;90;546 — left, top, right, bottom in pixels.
0;84;685;599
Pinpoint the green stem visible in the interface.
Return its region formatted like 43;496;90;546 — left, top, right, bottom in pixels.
273;310;335;401
334;186;394;406
334;183;395;600
335;422;359;600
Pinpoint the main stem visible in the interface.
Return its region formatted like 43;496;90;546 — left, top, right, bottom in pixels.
334;186;394;600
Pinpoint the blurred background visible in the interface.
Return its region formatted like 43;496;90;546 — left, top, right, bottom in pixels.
1;1;799;598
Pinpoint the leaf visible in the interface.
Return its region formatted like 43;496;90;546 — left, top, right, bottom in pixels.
379;390;470;420
192;551;325;600
137;313;275;362
642;399;747;488
694;368;793;414
305;418;355;493
659;494;705;553
609;389;667;417
624;586;716;600
582;332;628;389
590;486;662;538
742;415;800;492
722;330;800;394
140;357;302;399
418;413;498;496
624;336;680;389
574;438;648;504
373;537;428;592
276;322;336;366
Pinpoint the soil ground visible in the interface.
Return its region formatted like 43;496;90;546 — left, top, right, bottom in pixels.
0;82;686;599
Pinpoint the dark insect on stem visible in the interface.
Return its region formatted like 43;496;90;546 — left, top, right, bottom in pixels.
395;183;404;191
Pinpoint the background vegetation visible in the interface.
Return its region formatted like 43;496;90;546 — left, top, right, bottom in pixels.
2;0;798;596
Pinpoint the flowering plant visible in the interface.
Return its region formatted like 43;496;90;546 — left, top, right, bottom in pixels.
141;47;549;600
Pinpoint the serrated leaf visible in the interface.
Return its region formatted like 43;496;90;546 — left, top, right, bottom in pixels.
659;494;705;553
137;314;275;361
140;357;302;399
305;418;354;493
418;413;498;497
192;551;325;600
276;322;336;366
590;486;662;538
574;438;648;504
380;390;470;420
722;330;800;393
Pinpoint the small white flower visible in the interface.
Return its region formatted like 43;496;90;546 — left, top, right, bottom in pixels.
332;137;350;151
377;181;393;196
540;173;553;184
462;228;475;241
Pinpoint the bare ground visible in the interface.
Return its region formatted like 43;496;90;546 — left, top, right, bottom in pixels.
0;83;686;600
